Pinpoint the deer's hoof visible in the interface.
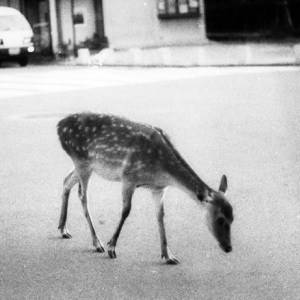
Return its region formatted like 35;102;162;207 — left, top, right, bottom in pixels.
166;257;180;265
96;245;105;253
62;233;72;239
107;241;117;258
61;229;72;239
108;249;117;259
162;249;180;265
93;239;105;253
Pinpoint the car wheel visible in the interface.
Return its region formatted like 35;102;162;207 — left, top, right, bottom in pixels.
19;57;28;67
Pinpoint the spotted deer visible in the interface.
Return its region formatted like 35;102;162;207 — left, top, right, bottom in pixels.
57;112;234;264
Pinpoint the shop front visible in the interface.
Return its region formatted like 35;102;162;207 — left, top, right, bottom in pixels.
56;0;106;57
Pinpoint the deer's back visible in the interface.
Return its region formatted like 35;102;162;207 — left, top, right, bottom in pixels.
57;113;176;183
58;112;156;154
57;113;200;187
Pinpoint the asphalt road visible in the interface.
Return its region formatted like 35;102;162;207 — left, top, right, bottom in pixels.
0;65;299;299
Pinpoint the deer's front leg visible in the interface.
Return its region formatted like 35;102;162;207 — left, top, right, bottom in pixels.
107;182;135;259
152;188;179;265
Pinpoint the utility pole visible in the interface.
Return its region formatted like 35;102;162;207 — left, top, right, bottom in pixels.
276;0;293;32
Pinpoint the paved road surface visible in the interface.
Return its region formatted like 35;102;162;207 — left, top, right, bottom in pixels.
0;64;295;99
0;65;299;299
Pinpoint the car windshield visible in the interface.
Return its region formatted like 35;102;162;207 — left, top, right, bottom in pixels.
0;14;31;32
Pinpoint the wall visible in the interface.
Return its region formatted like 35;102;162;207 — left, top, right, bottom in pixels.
73;0;96;44
0;0;20;10
57;0;96;48
57;0;96;49
57;0;74;48
103;0;156;49
49;0;58;54
103;0;207;49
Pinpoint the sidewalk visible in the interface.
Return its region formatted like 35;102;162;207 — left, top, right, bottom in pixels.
63;42;300;67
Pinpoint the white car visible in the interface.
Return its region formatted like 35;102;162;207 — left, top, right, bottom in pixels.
0;7;34;66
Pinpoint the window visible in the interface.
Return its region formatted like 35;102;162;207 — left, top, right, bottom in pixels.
0;15;31;32
157;0;200;19
73;8;87;26
73;12;84;25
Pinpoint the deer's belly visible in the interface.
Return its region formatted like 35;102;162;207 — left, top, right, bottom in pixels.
91;160;124;181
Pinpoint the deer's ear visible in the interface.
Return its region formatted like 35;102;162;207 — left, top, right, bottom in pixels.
219;175;228;194
196;187;213;203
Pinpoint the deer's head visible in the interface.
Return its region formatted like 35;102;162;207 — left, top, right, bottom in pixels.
198;175;234;253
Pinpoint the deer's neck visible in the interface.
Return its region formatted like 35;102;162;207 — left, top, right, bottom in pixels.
166;159;211;200
156;129;212;200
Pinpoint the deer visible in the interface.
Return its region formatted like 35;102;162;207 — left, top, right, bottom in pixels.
57;112;234;264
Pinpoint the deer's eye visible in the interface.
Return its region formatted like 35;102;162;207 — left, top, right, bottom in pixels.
216;217;225;227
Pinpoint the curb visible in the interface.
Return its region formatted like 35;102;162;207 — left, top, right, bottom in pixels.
73;43;300;67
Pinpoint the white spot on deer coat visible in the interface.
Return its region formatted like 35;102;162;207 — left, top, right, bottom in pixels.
95;144;105;149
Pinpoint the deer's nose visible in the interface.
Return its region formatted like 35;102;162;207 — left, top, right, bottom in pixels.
224;245;232;253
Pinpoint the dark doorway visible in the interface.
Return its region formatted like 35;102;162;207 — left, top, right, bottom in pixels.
24;0;52;54
204;0;300;40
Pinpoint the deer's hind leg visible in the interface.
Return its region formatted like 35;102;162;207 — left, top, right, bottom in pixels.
77;165;105;253
58;169;78;238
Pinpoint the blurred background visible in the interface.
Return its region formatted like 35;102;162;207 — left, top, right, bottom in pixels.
1;0;299;61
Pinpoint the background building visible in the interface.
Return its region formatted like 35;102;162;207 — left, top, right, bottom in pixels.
0;0;299;58
0;0;206;56
102;0;206;49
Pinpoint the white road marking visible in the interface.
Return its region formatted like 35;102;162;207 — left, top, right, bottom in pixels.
0;66;299;100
